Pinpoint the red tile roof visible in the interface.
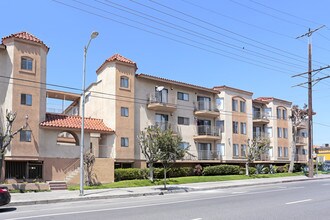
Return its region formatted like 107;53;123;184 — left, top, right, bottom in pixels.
2;31;49;51
96;54;137;73
40;113;114;133
136;73;219;94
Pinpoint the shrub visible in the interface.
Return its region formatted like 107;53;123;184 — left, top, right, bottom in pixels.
283;164;289;172
249;167;257;175
203;165;240;176
262;166;270;174
114;168;144;181
276;166;285;173
293;164;303;173
255;164;264;174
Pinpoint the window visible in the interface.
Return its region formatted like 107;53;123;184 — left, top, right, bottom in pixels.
277;127;282;138
301;131;308;138
21;57;33;71
120;76;129;88
241;144;247;157
178;116;190;125
232;99;238;111
278;146;283;157
264;108;272;117
240;122;247;135
216;120;224;133
233;121;239;134
240;101;246;113
177;92;189;101
156;114;169;131
302;149;308;155
121;107;129;117
216;143;225;156
20;130;31;142
283;128;288;138
21;94;32;106
216;98;224;110
121;137;129;147
282;109;287;120
233;144;239;157
277;108;281;119
284;147;289;157
266;127;273;138
179;142;189;150
85;92;91;103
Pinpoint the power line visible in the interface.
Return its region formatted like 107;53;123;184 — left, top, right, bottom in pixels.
52;0;302;74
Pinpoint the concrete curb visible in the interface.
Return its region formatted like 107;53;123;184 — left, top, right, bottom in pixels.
9;176;330;207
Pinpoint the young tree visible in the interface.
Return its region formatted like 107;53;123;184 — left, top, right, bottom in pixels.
246;137;271;176
157;128;188;189
84;152;96;186
0;110;27;180
137;126;161;182
289;105;308;173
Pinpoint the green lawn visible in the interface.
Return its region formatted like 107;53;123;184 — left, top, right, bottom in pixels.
68;173;302;190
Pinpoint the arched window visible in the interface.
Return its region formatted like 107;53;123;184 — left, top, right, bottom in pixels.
57;131;79;146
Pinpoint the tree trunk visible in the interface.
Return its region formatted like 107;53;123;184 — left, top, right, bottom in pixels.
163;165;167;190
289;127;297;173
245;162;249;176
149;163;154;182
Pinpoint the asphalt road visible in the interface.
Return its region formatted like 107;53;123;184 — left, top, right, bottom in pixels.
2;179;330;220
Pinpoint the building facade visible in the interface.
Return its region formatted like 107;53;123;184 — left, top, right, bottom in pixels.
0;31;308;183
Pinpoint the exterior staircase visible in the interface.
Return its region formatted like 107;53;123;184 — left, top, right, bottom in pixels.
48;181;68;190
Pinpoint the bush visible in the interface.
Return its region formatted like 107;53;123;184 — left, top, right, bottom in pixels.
168;167;194;178
203;165;240;176
114;168;145;181
283;164;289;172
249;167;257;175
262;166;270;174
276;166;285;173
194;164;203;176
293;164;303;172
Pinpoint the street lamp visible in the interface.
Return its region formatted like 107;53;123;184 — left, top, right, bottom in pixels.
80;31;99;196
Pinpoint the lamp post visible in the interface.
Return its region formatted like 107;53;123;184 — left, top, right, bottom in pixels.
80;31;99;196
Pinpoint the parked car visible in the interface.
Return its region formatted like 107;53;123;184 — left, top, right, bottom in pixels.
0;187;11;206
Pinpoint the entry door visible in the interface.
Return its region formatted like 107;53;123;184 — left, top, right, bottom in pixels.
156;88;168;103
155;113;169;130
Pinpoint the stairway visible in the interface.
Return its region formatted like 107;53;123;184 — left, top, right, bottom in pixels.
48;181;68;190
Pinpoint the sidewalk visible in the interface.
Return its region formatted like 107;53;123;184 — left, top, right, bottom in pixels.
9;174;330;206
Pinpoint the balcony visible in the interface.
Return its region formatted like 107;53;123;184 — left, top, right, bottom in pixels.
197;150;223;160
253;112;270;124
194;101;219;118
147;93;177;113
193;125;222;141
253;132;270;139
296;122;307;130
295;136;307;146
294;154;307;162
154;121;177;133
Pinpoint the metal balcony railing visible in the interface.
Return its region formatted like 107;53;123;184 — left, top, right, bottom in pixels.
197;150;223;160
194;101;219;112
253;112;270;120
253;132;270;139
196;125;221;137
154;121;177;133
148;93;176;105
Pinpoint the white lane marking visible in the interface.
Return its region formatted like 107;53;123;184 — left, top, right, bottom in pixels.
232;191;248;194
191;218;202;220
286;199;312;205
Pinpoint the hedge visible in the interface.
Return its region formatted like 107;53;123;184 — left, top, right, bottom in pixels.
203;165;240;176
114;167;194;181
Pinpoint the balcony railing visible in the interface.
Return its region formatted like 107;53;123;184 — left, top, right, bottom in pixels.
294;154;307;162
197;125;221;136
295;136;307;145
154;121;177;133
194;101;220;118
253;112;270;124
147;93;177;112
253;132;270;139
197;150;223;160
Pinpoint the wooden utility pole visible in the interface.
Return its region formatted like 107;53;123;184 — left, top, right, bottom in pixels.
293;25;330;178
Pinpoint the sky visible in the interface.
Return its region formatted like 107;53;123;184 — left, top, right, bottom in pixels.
1;0;330;145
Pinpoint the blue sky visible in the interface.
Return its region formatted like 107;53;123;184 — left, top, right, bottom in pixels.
1;0;330;145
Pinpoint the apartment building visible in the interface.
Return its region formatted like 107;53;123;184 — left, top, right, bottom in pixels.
0;31;308;183
85;53;308;168
0;32;114;183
